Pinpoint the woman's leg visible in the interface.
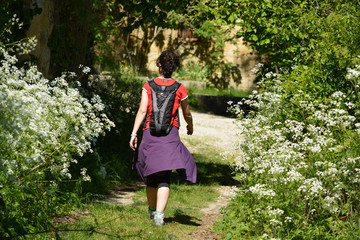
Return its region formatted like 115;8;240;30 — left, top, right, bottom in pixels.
147;171;171;225
153;171;172;213
156;186;170;212
153;172;171;226
146;186;157;209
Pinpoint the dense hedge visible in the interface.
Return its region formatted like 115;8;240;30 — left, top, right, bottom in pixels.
218;1;360;239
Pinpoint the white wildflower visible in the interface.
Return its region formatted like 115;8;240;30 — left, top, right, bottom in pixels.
284;216;292;223
249;184;276;199
255;62;264;68
80;168;91;182
251;68;259;73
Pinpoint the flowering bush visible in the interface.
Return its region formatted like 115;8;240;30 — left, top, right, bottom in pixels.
219;66;360;239
77;66;143;192
0;31;114;236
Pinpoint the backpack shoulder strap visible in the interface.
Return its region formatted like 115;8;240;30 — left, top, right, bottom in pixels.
173;81;181;89
168;81;181;92
148;79;157;90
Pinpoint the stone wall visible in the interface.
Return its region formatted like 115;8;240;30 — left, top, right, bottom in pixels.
144;28;261;91
22;1;261;90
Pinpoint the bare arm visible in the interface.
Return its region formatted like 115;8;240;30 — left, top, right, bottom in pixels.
181;98;193;135
129;89;148;150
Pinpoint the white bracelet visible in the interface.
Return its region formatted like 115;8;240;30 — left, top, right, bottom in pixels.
131;133;137;137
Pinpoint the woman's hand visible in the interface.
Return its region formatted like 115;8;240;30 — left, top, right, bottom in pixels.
181;99;194;136
129;89;148;151
129;135;137;151
187;124;193;135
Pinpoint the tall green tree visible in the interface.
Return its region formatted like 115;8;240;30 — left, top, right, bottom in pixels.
188;0;360;95
190;0;360;67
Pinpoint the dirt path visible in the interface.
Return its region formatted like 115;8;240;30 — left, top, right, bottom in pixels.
186;186;234;240
181;111;238;239
179;110;238;153
101;111;239;239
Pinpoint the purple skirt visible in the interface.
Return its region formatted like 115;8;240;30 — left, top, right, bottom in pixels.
133;127;197;185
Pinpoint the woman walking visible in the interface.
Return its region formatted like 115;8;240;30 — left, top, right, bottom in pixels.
130;50;197;226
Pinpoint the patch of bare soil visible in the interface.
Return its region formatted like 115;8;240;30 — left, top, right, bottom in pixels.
179;110;239;153
187;186;234;240
53;209;90;225
97;182;145;206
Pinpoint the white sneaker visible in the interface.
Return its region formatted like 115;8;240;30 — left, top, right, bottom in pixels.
154;213;165;226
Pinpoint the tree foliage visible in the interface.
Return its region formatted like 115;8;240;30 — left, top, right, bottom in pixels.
190;0;360;68
187;0;360;92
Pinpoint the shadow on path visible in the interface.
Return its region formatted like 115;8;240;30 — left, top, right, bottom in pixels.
97;182;145;205
165;209;201;226
172;153;240;186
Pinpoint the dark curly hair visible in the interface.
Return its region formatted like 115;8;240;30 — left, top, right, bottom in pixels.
156;50;180;78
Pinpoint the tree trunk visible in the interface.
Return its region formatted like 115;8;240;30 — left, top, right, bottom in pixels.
23;0;93;80
48;0;93;80
24;0;55;78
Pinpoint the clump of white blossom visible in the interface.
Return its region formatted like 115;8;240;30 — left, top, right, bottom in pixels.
0;40;114;185
225;65;360;238
0;16;121;237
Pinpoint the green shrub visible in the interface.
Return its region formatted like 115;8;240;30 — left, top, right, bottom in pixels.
76;68;143;194
0;18;113;238
217;4;360;238
220;63;360;239
173;62;209;81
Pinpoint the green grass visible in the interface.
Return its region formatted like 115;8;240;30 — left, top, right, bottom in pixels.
190;87;250;98
172;63;208;81
33;146;234;239
40;187;211;240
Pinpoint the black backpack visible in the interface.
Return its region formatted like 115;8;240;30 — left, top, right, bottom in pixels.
147;79;181;136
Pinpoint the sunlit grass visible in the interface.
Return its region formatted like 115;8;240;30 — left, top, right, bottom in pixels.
36;146;234;240
38;184;218;239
